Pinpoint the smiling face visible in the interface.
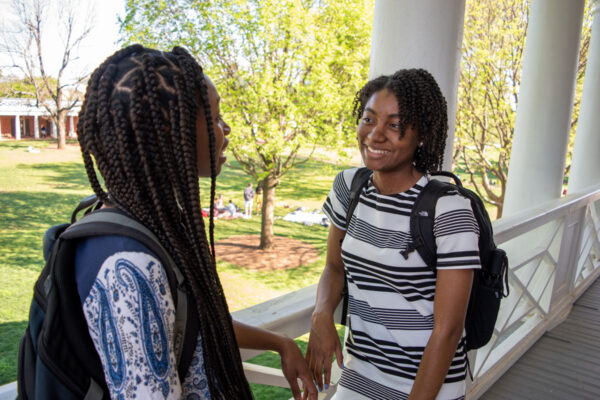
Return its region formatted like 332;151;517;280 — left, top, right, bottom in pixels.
357;89;420;174
196;75;230;177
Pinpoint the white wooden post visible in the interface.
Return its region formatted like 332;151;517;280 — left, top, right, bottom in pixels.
15;115;21;140
34;115;40;139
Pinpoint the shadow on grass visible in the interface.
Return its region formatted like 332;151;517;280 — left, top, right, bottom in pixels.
0;320;27;385
24;161;90;190
213;217;328;246
276;159;353;202
0;142;33;150
0;139;78;150
0;191;92;272
202;157;354;206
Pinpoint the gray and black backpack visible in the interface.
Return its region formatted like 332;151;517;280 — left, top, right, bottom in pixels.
17;196;199;399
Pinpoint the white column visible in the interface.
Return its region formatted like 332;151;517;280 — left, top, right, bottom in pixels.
51;120;57;139
503;0;585;217
569;0;600;193
34;115;40;139
69;116;75;137
15;115;21;140
369;0;466;170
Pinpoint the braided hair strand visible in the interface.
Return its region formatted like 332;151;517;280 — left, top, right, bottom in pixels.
77;44;252;399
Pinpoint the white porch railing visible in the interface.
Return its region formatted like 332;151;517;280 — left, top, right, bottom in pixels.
234;183;600;399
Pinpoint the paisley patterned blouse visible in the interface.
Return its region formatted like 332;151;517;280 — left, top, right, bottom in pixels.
75;235;211;399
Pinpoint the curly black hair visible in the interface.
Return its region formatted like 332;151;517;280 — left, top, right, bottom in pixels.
77;44;252;398
352;68;448;173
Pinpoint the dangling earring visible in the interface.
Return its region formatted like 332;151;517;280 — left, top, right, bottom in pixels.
413;142;424;166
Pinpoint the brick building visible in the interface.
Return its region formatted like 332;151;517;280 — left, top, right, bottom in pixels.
0;98;79;140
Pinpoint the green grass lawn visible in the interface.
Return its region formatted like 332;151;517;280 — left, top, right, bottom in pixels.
0;140;355;399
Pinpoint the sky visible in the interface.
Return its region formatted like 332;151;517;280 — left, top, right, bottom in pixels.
0;0;125;83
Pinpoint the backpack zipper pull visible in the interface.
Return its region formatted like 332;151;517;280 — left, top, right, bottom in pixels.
401;242;416;259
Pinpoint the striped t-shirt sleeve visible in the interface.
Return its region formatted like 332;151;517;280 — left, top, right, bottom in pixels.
433;194;481;270
322;169;354;230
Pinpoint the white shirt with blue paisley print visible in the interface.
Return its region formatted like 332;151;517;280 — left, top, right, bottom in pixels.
75;235;211;399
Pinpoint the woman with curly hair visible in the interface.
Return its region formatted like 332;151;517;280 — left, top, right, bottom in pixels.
306;69;479;399
75;44;316;400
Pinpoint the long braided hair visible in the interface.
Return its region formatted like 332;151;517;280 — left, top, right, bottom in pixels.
352;68;448;173
77;44;252;398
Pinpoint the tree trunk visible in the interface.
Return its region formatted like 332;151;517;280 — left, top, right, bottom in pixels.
496;192;504;220
259;175;279;250
57;111;67;150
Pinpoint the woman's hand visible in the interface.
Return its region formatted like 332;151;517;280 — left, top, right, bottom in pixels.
409;268;473;399
232;320;317;400
278;337;318;400
305;311;343;392
304;224;347;393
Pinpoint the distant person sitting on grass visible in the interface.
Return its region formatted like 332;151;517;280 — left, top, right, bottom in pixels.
69;44;316;400
226;199;237;217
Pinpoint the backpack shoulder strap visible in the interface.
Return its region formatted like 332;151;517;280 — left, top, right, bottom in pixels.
62;208;198;380
430;171;463;187
405;176;457;270
70;194;102;223
339;168;371;325
345;167;372;228
43;223;70;262
62;209;183;283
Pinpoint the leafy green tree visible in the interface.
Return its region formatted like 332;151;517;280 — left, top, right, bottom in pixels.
454;0;528;219
0;74;57;98
455;0;592;219
120;0;373;248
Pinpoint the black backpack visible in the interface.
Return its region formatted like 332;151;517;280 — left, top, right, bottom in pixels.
17;196;199;400
341;168;509;352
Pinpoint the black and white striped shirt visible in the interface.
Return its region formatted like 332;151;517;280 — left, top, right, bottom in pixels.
323;169;480;399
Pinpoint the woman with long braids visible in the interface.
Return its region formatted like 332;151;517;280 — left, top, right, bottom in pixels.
305;69;479;399
75;44;317;399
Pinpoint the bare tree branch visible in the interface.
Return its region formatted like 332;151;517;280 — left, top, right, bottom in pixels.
1;0;94;148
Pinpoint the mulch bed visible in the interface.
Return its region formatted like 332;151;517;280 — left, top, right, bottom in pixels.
214;234;319;271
